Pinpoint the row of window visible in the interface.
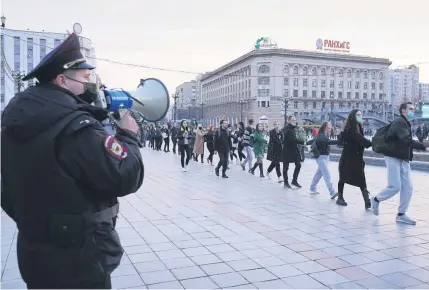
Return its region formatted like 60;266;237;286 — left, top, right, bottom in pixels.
258;64;384;80
281;77;384;90
280;89;385;101
256;100;383;110
203;66;252;91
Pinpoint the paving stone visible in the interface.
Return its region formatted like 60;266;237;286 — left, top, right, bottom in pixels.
128;252;159;263
182;246;211;257
355;276;397;289
190;254;222;265
379;272;423;288
266;264;304;278
147;280;184;289
111;264;139;277
171;265;206;280
330;281;365;289
316;257;352;270
309;270;350;285
210;272;249;288
282;274;328;289
140;270;176;285
293;260;330;274
112;274;145;289
358;259;418;276
162;257;196;269
180;277;218;289
403;268;429;283
216;251;247;262
134;260;167;273
253;279;292;289
335;266;374;281
239;268;277;283
200;262;234;275
227;259;262;271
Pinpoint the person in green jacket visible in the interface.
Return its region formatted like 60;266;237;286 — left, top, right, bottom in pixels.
249;123;268;177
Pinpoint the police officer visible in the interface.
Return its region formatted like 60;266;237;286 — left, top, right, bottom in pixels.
1;33;143;289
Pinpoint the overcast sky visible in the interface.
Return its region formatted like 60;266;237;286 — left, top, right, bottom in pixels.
2;0;429;95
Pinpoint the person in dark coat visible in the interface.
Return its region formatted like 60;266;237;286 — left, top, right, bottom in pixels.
282;115;304;188
267;121;283;183
171;122;179;154
337;109;372;208
0;33;144;289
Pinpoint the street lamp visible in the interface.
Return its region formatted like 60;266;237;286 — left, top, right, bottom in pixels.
237;99;246;122
1;15;6;28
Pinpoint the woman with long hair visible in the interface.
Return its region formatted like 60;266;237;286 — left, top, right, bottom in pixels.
193;123;205;163
307;121;339;198
337;109;372;208
205;125;216;165
249;123;268;177
266;121;283;183
177;120;192;171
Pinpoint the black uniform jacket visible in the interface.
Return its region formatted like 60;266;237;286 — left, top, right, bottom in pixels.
1;84;144;285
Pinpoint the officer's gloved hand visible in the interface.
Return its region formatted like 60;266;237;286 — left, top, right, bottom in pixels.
116;112;143;148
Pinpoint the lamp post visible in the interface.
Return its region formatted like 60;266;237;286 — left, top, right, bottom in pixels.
1;15;6;28
237;99;246;122
172;92;179;121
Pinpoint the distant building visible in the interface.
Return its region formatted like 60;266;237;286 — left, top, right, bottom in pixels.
387;65;420;107
200;48;391;126
419;83;429;103
1;28;97;111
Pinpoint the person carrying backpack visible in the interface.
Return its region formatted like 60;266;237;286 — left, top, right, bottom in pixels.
371;102;429;225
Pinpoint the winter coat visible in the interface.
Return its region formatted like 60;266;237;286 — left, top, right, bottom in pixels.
282;124;304;163
267;129;283;163
338;124;372;188
193;129;205;154
253;131;267;157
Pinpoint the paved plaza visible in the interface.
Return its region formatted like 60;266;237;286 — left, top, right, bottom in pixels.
2;148;429;289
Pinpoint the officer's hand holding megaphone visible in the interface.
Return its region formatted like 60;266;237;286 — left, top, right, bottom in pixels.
116;111;140;134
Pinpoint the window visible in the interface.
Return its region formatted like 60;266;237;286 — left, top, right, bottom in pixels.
284;77;289;86
363;93;367;99
371;93;375;100
347;92;351;99
330;68;334;76
312;79;317;87
348;102;352;108
340;102;345;108
364;82;368;89
379;72;384;80
303;90;308;98
364;102;368;109
293;78;298;86
339;69;343;77
27;38;34;86
321;80;326;87
322;102;326;109
293;90;298;98
258;77;269;85
347;70;352;78
312;90;317;98
371;71;375;79
330;91;334;99
304;102;308;109
284;65;289;74
303;67;308;75
294;101;298;109
14;36;20;70
311;67;317;75
355;70;360;78
293;66;299;74
371;82;376;89
379;93;384;101
355;81;360;89
356;103;360;109
355;92;359;99
258;89;270;97
330;80;334;88
40;39;46;60
313;101;317;109
338;92;343;99
303;79;308;87
258;65;270;73
284;89;289;97
347;81;352;89
321;68;326;76
259;101;269;107
364;71;368;79
379;83;384;90
54;39;61;48
339;81;343;88
321;91;326;98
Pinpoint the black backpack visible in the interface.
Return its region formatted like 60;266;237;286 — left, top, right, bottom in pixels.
309;138;321;158
372;123;391;154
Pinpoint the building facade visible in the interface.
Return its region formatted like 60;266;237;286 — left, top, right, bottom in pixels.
419;83;429;103
1;28;97;112
388;65;420;107
200;49;391;126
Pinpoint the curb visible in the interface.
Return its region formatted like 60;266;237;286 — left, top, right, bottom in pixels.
304;153;429;172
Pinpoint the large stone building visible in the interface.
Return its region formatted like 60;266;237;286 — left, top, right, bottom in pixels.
200;48;392;126
419;83;429;103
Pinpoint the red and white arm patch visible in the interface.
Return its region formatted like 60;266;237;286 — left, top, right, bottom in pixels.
104;135;128;160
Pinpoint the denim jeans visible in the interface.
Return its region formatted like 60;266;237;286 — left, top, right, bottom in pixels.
376;156;413;214
310;155;336;195
241;146;253;169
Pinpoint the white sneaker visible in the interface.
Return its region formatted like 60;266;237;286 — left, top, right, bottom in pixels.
278;177;283;183
185;166;188;172
309;190;319;194
266;172;271;179
182;167;187;172
236;160;240;165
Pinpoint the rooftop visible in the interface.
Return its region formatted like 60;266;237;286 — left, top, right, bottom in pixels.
201;48;392;81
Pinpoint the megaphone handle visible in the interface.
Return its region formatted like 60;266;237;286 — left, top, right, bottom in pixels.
108;111;143;148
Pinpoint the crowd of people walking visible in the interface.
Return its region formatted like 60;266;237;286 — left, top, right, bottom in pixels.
141;102;428;225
